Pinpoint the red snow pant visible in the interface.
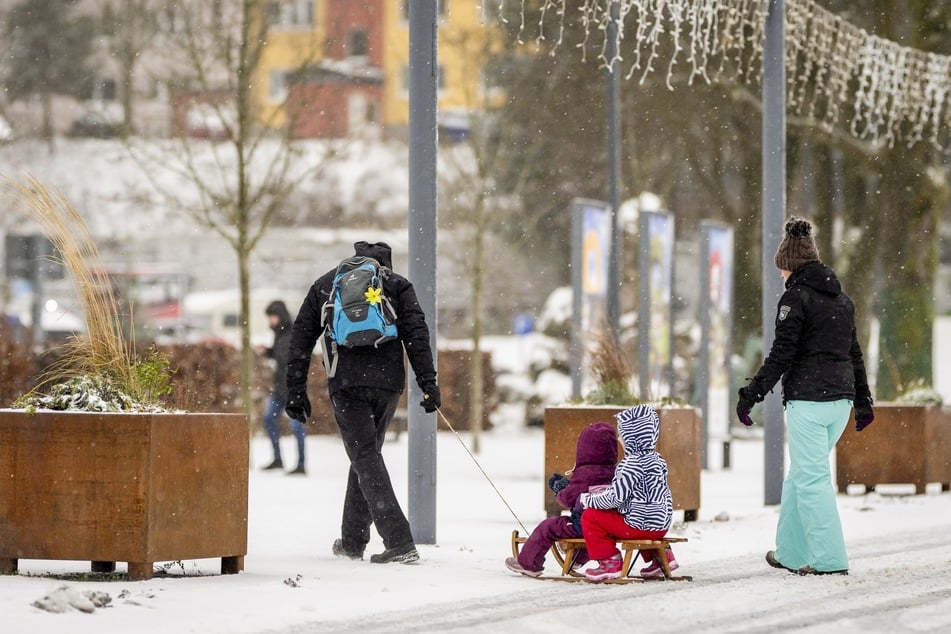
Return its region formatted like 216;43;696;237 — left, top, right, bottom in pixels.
581;508;668;561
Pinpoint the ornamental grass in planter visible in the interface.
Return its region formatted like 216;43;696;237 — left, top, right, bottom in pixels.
0;175;248;580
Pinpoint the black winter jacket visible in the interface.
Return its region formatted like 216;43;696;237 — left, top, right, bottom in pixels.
265;301;294;401
746;262;872;406
286;242;437;396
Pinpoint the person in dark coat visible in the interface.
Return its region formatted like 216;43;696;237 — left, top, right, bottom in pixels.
285;241;440;565
258;300;306;474
504;422;618;577
737;216;874;576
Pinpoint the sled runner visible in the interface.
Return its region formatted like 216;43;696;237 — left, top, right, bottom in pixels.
510;530;692;583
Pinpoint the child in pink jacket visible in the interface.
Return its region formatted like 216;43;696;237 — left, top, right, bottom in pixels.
505;422;618;577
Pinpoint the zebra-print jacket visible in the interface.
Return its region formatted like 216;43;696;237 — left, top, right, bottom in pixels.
586;404;673;531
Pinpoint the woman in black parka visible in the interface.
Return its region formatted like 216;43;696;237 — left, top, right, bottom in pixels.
737;217;875;576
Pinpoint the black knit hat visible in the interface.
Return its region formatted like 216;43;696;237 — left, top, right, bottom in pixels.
774;217;820;271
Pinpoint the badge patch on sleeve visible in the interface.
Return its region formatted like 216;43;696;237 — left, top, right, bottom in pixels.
778;305;791;321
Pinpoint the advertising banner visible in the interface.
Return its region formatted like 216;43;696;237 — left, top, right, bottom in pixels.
571;199;612;398
638;211;674;400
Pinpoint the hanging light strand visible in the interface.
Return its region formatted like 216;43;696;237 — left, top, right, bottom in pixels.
497;0;951;149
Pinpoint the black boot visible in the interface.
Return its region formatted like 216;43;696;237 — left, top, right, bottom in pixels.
370;542;419;564
332;539;364;560
261;458;284;470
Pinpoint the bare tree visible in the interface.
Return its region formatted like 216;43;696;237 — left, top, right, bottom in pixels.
130;0;336;427
438;25;551;450
2;0;96;149
95;0;163;136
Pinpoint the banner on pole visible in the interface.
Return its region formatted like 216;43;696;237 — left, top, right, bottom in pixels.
571;199;611;399
699;221;734;469
638;210;674;400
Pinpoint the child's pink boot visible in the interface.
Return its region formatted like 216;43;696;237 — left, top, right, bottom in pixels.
585;554;623;581
640;549;678;578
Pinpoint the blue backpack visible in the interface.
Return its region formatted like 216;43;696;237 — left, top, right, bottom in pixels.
320;256;398;377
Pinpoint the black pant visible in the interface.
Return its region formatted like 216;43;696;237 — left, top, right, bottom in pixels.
332;386;414;551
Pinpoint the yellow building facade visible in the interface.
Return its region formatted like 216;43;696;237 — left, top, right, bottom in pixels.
382;1;502;135
255;1;499;136
254;1;325;130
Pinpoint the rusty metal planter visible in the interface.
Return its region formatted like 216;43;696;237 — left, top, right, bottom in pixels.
836;404;951;495
543;405;702;521
0;410;248;580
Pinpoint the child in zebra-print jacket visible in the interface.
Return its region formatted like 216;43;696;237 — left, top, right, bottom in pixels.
579;404;676;581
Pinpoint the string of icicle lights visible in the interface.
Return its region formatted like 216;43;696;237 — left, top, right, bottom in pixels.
497;0;951;149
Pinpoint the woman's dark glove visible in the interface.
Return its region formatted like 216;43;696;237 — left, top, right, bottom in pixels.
548;473;569;493
854;397;874;432
736;387;756;427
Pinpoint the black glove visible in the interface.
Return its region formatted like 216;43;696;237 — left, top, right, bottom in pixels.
419;380;441;413
548;473;569;494
285;387;311;422
736;387;756;427
854;397;874;432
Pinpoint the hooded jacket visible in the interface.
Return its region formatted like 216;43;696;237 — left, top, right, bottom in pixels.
554;422;618;533
746;262;872;405
287;241;437;396
264;300;294;401
586;405;673;532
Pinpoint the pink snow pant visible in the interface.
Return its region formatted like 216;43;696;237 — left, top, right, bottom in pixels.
517;515;584;573
581;508;668;561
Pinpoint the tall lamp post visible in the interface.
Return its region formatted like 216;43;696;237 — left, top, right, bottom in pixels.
762;0;786;506
407;0;438;543
606;1;622;335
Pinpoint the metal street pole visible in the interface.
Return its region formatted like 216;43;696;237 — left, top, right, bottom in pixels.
606;1;622;335
762;0;786;506
407;0;438;543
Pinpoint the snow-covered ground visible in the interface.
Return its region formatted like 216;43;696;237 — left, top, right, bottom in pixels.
3;421;950;633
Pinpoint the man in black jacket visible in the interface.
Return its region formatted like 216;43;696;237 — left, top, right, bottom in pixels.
737;217;874;577
285;241;440;564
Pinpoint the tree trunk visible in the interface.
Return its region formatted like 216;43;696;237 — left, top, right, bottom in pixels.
468;217;485;453
120;58;135;137
236;2;255;438
42;89;54;154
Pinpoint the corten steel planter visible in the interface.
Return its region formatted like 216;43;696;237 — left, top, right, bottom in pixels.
543;405;702;521
836;404;951;495
0;410;249;580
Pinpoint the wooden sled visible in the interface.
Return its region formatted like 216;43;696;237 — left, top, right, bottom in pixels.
510;530;692;583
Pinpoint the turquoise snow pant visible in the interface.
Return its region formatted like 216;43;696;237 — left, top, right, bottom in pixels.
774;399;851;572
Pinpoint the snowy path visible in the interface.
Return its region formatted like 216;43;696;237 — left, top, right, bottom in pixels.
277;526;951;633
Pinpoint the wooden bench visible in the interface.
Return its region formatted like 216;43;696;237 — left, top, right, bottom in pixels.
511;530;689;581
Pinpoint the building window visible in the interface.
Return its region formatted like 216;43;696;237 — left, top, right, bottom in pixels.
402;0;447;21
268;1;314;29
269;70;289;103
348;29;368;58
